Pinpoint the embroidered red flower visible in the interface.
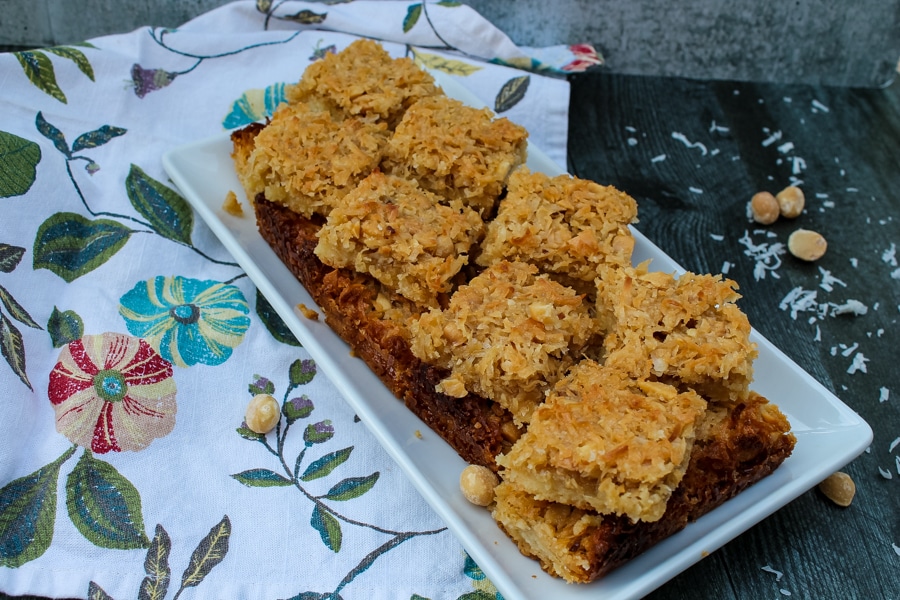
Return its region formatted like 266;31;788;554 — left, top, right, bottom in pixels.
49;332;177;453
561;44;604;72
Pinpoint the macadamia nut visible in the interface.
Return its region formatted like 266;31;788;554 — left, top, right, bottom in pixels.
750;191;780;224
245;393;281;434
460;464;499;506
788;229;827;261
776;185;805;218
818;471;855;507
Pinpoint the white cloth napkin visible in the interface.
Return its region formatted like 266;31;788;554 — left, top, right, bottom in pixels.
0;2;596;598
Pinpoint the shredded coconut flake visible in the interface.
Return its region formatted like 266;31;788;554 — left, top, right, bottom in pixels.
761;565;784;581
879;466;893;479
740;231;786;281
818;267;847;292
811;99;830;113
710;234;724;241
880;387;890;403
671;132;708;155
889;436;899;452
882;243;898;267
651;153;667;163
831;300;868;317
840;342;859;357
761;130;783;147
847;352;869;375
893;543;900;557
779;287;818;320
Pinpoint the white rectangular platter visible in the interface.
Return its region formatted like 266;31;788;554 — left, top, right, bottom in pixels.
163;77;872;600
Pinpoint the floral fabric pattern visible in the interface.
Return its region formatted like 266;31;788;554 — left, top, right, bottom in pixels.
0;2;578;598
118;276;250;368
49;332;177;453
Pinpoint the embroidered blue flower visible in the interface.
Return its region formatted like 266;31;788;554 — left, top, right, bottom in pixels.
119;276;250;367
463;552;504;599
222;82;288;129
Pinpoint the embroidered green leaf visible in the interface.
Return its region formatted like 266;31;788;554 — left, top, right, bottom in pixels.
0;131;41;198
256;0;273;13
72;125;127;152
403;4;422;32
33;212;132;282
289;358;316;387
300;447;353;482
48;306;84;348
236;425;265;442
495;75;530;113
125;164;193;244
66;452;150;549
282;9;327;24
256;288;300;346
0;312;31;390
180;515;230;589
0;284;41;329
323;473;379;501
35;111;70;157
0;244;25;272
138;524;172;600
87;581;115;600
45;46;95;81
310;505;341;552
0;446;75;567
457;592;495;600
436;1;462;5
413;51;482;76
231;469;293;488
303;420;334;445
14;50;66;103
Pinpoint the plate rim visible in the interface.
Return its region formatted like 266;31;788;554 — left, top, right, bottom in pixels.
162;93;872;600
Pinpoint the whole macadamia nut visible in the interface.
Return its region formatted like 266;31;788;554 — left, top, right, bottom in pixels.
776;185;805;218
788;229;827;261
818;471;855;507
460;464;499;506
750;191;780;224
245;393;281;434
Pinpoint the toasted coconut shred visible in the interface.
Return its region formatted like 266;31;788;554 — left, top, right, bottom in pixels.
231;38;795;585
410;260;594;425
383;95;529;216
315;171;484;308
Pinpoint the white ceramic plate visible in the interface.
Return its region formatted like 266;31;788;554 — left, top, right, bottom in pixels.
162;76;872;600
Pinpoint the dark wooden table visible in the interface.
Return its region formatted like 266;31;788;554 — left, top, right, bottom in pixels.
567;71;900;599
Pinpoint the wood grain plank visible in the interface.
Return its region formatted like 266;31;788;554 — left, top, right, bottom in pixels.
568;71;900;599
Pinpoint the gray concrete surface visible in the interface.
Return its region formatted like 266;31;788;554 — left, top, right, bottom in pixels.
1;0;898;87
